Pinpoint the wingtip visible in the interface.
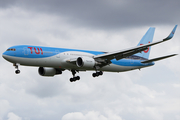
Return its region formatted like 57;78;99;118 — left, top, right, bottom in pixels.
174;25;178;32
169;54;178;58
163;25;178;41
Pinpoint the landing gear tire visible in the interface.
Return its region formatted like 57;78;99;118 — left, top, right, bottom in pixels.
15;70;20;74
70;76;80;82
92;71;103;77
92;73;97;77
98;71;103;75
75;76;80;80
70;78;75;82
92;73;99;77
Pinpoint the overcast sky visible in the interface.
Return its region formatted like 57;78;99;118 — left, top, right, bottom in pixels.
0;0;180;120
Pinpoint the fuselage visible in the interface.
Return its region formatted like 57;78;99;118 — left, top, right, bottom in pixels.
2;45;154;72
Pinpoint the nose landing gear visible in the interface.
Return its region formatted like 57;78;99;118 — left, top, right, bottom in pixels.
14;63;20;74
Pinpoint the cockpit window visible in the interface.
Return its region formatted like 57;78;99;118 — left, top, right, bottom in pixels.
6;48;16;51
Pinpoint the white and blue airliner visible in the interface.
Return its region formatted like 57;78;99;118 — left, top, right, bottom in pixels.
2;25;178;82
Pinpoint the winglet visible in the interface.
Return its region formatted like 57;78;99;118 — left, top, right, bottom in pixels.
163;25;178;41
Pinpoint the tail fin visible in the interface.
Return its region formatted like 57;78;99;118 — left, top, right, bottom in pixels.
135;27;155;59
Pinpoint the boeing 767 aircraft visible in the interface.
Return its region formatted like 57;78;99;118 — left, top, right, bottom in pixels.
2;25;178;82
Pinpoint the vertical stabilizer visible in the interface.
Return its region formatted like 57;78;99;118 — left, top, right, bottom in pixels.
135;27;155;59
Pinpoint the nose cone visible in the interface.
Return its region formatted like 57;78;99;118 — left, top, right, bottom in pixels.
2;47;18;63
2;51;7;59
2;51;15;63
2;54;5;59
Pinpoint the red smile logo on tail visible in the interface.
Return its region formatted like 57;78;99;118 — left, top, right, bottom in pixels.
140;42;150;53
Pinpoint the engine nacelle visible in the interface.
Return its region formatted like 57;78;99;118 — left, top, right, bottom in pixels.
38;67;62;77
76;57;96;69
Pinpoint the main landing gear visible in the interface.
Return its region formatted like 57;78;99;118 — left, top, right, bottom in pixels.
92;71;103;77
92;66;103;77
14;63;20;74
70;70;80;82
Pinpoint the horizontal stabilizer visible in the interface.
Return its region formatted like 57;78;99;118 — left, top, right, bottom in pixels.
141;54;177;63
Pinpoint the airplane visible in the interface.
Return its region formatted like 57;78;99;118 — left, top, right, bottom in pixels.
2;25;178;82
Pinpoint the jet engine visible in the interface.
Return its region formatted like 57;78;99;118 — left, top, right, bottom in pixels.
76;57;96;69
38;67;62;77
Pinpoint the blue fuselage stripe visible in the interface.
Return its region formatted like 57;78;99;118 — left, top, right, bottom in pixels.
3;45;154;67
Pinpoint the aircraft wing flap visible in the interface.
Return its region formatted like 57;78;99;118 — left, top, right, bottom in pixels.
94;25;177;61
141;54;177;63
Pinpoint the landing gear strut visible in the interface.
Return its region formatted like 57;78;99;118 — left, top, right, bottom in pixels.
14;63;20;74
92;66;103;78
70;70;80;82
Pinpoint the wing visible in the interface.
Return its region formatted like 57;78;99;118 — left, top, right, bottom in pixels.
94;25;178;63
